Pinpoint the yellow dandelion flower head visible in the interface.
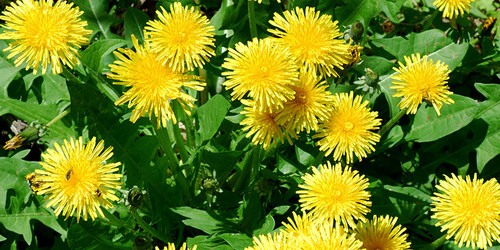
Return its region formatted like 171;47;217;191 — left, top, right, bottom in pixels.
0;0;91;75
354;215;411;250
34;137;122;222
275;68;334;133
314;91;381;163
281;211;363;249
155;242;197;250
240;99;296;150
245;232;289;250
391;53;454;116
297;161;372;229
268;6;350;77
144;2;215;72
108;35;205;128
431;173;500;249
433;0;475;19
222;38;298;113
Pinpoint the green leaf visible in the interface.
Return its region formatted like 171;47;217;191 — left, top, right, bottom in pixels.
371;29;453;61
379;42;469;117
0;98;76;141
74;0;121;39
405;94;480;142
196;94;232;143
335;0;380;29
380;0;405;23
171;206;228;234
123;8;150;43
67;220;133;249
219;233;253;250
474;83;500;172
0;157;67;244
80;39;129;73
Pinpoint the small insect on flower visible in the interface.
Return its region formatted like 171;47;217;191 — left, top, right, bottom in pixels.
65;169;73;180
25;172;44;194
95;188;102;198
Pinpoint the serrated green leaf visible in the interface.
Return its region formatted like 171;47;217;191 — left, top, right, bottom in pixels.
197;94;231;143
335;0;380;29
0;157;67;244
171;207;227;234
74;0;121;39
219;233;253;250
405;94;479;142
67;220;132;250
381;0;405;23
124;8;150;43
80;39;129;73
474;83;500;172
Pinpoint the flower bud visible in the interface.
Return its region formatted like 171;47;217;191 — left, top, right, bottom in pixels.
349;21;364;42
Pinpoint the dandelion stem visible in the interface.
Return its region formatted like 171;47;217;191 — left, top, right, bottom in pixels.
423;9;439;30
247;0;258;38
171;121;189;163
131;208;168;243
428;234;448;250
378;108;407;137
233;147;258;193
46;109;70;127
152;118;192;202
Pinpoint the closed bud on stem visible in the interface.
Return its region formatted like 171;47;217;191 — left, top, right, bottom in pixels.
349;21;364;42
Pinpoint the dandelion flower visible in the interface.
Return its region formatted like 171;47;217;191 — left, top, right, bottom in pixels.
314;91;381;163
297;161;371;228
222;38;298;112
354;215;411;250
433;0;475;19
240;99;296;150
345;44;363;68
0;0;91;74
391;53;454;115
282;211;363;249
268;7;350;77
245;232;289;250
275;69;334;133
431;173;500;249
252;0;282;4
108;35;205;128
34;137;122;222
144;2;215;72
155;242;197;250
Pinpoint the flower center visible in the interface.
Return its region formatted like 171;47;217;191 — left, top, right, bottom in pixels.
25;7;67;49
294;90;308;105
344;122;354;131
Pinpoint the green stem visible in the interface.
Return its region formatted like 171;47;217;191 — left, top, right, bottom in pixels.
233;147;261;193
247;0;258;38
171;122;189;164
101;208;124;228
46;109;70;127
86;66;121;102
130;208;168;242
152;118;192;202
378;108;407;137
423;9;439;30
62;67;85;85
428;234;448;250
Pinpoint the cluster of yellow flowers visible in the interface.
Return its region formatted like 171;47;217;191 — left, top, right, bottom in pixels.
1;0;493;249
247;162;411;250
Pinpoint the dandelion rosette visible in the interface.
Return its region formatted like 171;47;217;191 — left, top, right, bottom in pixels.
275;69;334;133
34;137;122;222
240;99;296;150
297;161;372;229
0;0;91;74
222;38;298;113
354;215;411;250
144;2;215;72
108;35;205;128
281;211;363;249
268;6;350;77
391;53;454;115
433;0;475;19
431;174;500;249
314;91;381;163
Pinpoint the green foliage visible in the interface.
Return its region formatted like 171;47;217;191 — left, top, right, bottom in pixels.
0;0;499;249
